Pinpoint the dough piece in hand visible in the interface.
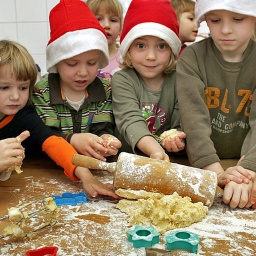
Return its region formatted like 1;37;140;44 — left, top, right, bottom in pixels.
1;156;23;181
7;155;23;174
160;129;179;141
116;189;208;234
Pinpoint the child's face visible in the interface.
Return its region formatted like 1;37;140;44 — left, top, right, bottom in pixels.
179;11;198;44
205;10;256;61
129;35;172;86
56;50;101;94
96;8;122;47
0;64;29;117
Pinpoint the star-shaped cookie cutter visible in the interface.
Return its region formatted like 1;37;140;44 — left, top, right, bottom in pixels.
127;225;160;248
166;230;200;253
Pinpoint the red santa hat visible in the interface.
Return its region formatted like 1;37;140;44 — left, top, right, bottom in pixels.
46;0;109;73
196;0;256;24
120;0;181;58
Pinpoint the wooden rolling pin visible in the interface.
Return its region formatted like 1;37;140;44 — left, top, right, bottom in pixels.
72;152;218;207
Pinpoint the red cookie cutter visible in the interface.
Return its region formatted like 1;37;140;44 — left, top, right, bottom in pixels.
26;246;58;256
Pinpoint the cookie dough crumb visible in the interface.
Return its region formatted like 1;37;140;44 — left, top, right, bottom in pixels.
160;129;179;141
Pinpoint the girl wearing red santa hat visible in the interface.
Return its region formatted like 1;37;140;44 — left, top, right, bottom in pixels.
112;0;186;161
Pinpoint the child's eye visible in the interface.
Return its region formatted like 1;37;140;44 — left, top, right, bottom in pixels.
66;62;77;67
233;18;243;22
136;43;145;49
211;19;221;23
0;85;9;90
88;62;97;66
20;85;29;91
110;18;118;23
157;43;167;50
96;16;102;22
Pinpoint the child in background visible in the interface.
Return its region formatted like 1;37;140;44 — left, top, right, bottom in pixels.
170;0;198;55
0;39;118;199
86;0;123;76
112;0;186;161
176;0;256;208
32;0;121;162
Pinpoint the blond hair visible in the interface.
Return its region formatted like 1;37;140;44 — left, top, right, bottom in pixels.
170;0;195;21
0;40;37;102
86;0;123;28
252;27;256;40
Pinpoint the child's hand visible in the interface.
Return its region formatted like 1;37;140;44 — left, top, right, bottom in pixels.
249;174;256;208
222;165;252;184
150;151;170;161
74;166;119;198
161;131;186;152
100;134;122;157
222;180;253;209
70;133;108;161
0;131;29;172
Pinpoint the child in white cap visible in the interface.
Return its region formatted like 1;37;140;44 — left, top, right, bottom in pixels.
32;0;121;162
176;0;256;208
112;0;186;161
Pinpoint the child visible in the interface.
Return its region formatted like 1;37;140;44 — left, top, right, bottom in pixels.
112;0;186;161
176;0;256;208
170;0;198;55
86;0;123;75
32;0;121;162
0;39;118;198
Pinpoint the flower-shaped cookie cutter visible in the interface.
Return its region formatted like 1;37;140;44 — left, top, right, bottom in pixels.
26;246;58;256
53;192;87;206
127;225;160;248
166;230;200;253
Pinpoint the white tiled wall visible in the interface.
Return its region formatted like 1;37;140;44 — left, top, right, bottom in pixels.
0;0;59;75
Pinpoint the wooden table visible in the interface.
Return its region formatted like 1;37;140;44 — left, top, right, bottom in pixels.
0;156;255;256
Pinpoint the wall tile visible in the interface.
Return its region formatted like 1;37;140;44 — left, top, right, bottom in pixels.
0;0;16;22
16;0;47;22
17;22;48;54
0;23;17;40
33;54;47;76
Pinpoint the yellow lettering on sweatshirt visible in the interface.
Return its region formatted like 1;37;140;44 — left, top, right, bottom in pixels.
204;88;252;116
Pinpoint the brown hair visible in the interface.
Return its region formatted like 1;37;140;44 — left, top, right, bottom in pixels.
0;40;37;102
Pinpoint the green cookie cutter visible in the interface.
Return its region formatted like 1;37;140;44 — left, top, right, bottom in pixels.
127;226;160;248
166;230;200;253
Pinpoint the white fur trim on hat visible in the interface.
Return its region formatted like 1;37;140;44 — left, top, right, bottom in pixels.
47;28;109;73
195;0;256;24
120;23;181;58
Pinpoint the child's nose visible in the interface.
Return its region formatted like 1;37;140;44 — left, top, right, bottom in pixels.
102;19;110;28
146;48;157;60
221;21;233;34
10;89;20;100
77;65;88;76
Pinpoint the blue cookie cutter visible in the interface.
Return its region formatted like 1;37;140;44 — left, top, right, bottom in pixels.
166;230;200;253
127;226;160;248
53;192;87;206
